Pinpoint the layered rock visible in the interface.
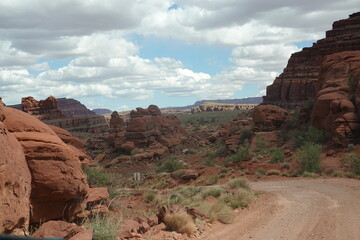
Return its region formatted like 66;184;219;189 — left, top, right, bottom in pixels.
20;96;66;120
0;105;31;234
264;12;360;108
311;51;360;146
44;115;109;134
2;107;89;223
57;98;95;117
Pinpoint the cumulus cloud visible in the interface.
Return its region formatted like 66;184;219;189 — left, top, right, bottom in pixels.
0;0;358;106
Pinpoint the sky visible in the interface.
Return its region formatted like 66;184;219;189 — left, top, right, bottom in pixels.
0;1;358;111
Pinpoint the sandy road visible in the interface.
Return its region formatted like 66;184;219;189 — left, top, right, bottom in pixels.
201;178;360;240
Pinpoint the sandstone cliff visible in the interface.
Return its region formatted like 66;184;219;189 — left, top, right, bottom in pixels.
264;12;360;108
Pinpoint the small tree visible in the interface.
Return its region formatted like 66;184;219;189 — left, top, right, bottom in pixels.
297;142;322;173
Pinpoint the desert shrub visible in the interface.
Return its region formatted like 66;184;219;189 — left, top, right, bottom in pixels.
295;126;329;148
230;189;254;208
200;202;234;224
255;167;266;175
224;146;251;164
164;212;196;235
332;170;344;177
239;129;252;143
226;178;250;190
85;214;121;240
340;152;360;175
144;192;157;202
207;174;220;185
266;169;281;176
204;145;227;166
83;167;112;187
281;162;291;169
278;129;290;142
347;143;355;152
219;168;228;174
297;142;322;173
158;156;184;173
302;171;319;178
270;148;285;163
130;148;139;155
202;187;224;199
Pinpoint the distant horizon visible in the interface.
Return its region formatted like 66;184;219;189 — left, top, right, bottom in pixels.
0;1;358;110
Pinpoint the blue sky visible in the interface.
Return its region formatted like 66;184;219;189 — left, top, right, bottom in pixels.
0;1;357;111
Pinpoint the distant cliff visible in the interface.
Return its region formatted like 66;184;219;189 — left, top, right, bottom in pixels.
57;98;96;117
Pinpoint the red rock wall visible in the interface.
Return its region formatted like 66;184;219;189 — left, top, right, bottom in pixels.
311;51;360;146
264;12;360;108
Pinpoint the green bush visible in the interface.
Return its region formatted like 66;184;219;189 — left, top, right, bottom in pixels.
158;156;184;173
200;202;234;224
224;147;250;163
204;145;227;166
295;126;329;148
239;129;252;143
297;142;322;173
83;167;112;187
202;187;224;199
85;214;121;240
226;189;255;208
270;148;285;163
302;171;319;178
207;174;220;185
266;169;281;176
226;178;250;190
340;153;360;175
255;168;266;175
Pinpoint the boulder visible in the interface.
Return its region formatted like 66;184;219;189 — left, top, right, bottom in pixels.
0;105;31;234
2;107;88;223
252;105;289;131
32;221;87;239
86;187;109;206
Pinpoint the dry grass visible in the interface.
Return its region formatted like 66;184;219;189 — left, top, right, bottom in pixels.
163;212;196;235
200;202;234;224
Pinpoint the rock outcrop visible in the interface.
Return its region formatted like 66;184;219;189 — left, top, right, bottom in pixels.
20;96;66;120
0;105;31;234
2;107;89;224
263;12;360;108
311;51;360;146
107;105;188;160
57;98;95;117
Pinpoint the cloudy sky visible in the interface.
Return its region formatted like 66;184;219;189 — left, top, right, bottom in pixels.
0;1;358;111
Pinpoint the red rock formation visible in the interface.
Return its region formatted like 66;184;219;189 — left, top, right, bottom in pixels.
264;12;360;108
116;105;187;159
21;96;66;120
2;107;89;223
0;105;31;234
252;105;289;131
32;220;91;239
311;51;360;146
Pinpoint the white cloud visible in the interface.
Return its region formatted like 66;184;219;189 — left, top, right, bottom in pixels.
0;0;358;106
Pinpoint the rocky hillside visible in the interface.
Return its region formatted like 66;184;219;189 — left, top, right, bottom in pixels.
263;12;360;108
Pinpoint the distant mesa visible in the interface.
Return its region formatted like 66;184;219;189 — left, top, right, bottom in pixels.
57;98;96;117
92;108;112;115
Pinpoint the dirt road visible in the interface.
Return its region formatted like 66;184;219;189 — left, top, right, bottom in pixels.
201;178;360;240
